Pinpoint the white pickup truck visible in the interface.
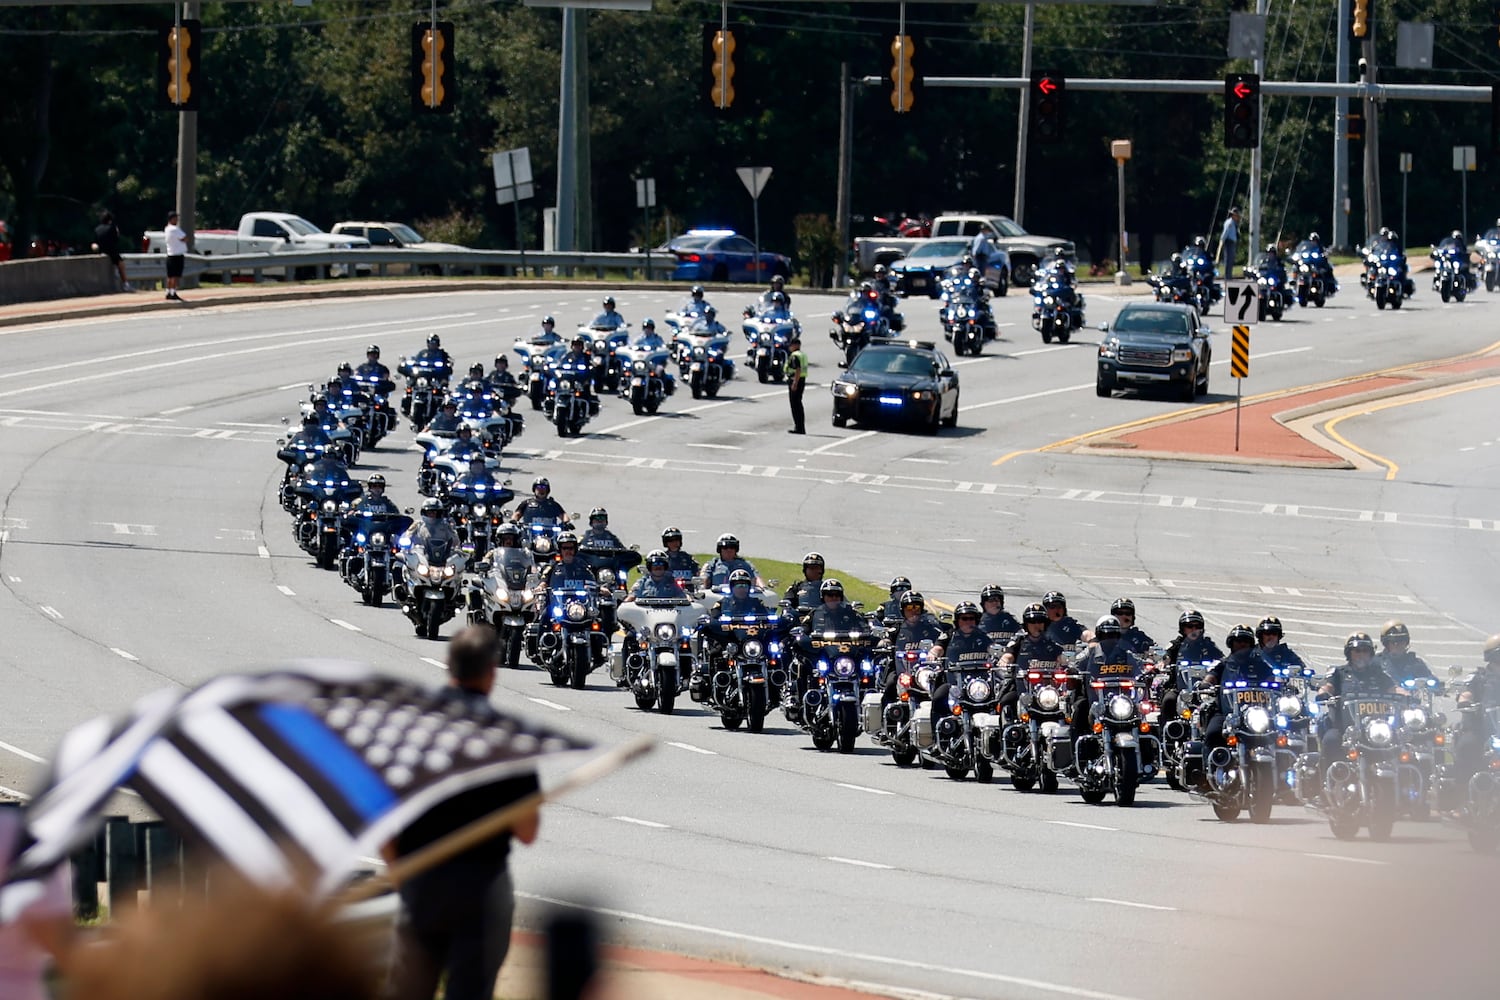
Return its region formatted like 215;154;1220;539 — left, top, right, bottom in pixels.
144;212;370;257
854;213;1074;287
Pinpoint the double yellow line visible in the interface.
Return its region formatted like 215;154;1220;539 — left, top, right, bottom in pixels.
1320;380;1500;481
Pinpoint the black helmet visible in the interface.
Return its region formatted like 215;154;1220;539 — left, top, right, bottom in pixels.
469;363;484;376
889;576;912;597
532;477;550;493
366;474;386;488
1053;246;1066;258
366;344;381;356
661;526;683;544
646;549;670;570
1265;243;1278;254
820;579;845;600
691;285;704;298
426;334;442;348
1256;617;1284;639
802;552;825;570
1344;632;1376;657
1110;597;1135;616
1452;230;1464;241
980;584;1005;605
953;601;981;621
420;498;444;516
337;362;353;376
705;306;717;319
440;399;457;410
556;531;579;549
1226;624;1255;648
1094;615;1123;639
1379;620;1409;645
1170;252;1183;264
542;315;555;326
643;318;656;330
589;507;608;523
770;273;785;286
496;522;520;544
455;423;473;436
900;591;925;610
1178;610;1205;632
1042;590;1066;609
603;296;616;308
1022;603;1047;625
715;533;739;552
1308;232;1321;243
729;568;754;588
300;413;319;426
571;334;586;346
873;264;887;276
1484;634;1500;664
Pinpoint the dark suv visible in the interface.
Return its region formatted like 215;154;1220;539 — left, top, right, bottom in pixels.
1095;302;1212;401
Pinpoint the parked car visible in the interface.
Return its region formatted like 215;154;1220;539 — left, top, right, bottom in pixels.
144;212;369;257
331;221;469;276
0;220;11;262
1095;302;1212;402
889;237;1009;297
658;229;791;283
854;212;1073;286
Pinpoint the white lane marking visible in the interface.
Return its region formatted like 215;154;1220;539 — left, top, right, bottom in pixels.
6;576;19;582
0;740;46;764
901;457;948;464
527;697;572;712
684;443;743;451
109;648;139;662
1048;820;1118;832
218;421;281;429
276;585;297;597
1303;852;1387;866
158;405;193;415
420;657;446;669
1011;345;1073;357
834;782;894;796
725;429;762;435
1209;345;1312;366
328;618;362;632
807;429;877;456
613;816;670;829
0;784;32;800
966;381;1092;411
94;522;156;536
1088;898;1177;912
666;741;717;756
39;605;62;620
256;545;270;559
516;892;1146;1000
825;856;894;870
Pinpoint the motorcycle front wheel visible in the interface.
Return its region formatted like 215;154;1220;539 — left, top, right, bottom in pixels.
1248;761;1275;823
1114;753;1139;807
746;685;767;733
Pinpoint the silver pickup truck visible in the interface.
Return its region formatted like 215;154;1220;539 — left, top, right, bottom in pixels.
855;213;1074;287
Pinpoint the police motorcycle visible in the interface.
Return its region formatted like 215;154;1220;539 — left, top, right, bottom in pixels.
275;423;334;510
1067;657;1155;807
392;529;468;641
451;382;521;452
544;354;596;438
347;370;398;447
447;479;513;562
866;640;942;767
531;581;608;690
615;586;708;716
1430;235;1477;303
704;603;789;732
465;542;539;669
522;515;574;559
290;464;363;570
681;333;732;400
396;353;452;430
1030;265;1082;344
1244;247;1293;322
299;395;362;467
617;344;671;415
1191;676;1284;823
941;279;990;357
413;430;492;499
1476;224;1500;292
319;377;378;453
788;623;886;754
1442;700;1500;853
579;323;631;393
1155;658;1218;791
339;511;412;606
1000;651;1077;794
1358;234;1412;310
1268;663;1320;805
1180;242;1220;314
741;307;796;383
921;649;1007;783
829;291;888;367
1290;239;1336;308
1146;262;1193;306
514;341;567;412
1294;693;1403;841
1392;676;1446;820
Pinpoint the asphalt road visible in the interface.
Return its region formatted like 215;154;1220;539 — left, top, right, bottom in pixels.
0;283;1496;999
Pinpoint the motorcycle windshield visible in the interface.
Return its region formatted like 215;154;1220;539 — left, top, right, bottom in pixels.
495;552;532;586
349;513;412;538
420;537;454;563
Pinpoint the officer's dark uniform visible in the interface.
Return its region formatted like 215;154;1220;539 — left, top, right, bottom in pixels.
1259;642;1307;672
930;628;995;725
663;549;700;583
428;411;462;434
784;579;823;612
1119;625;1157;657
1046;615;1085;647
881;618;947;696
1378;649;1435;686
981;610;1022;643
513;496;567;524
998;633;1066;720
1202;649;1278;752
1451;668;1499;806
1069;642;1142;733
702;556;756;588
699;593;775;658
1159;636;1225;724
1317;662;1398;758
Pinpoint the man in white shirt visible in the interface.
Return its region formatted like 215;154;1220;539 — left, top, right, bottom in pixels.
970;227;995;279
164;210;189;301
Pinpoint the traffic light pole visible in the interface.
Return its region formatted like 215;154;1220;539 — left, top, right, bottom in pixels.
555;6;578;252
1247;0;1265;267
835;62;853;288
1362;27;1383;238
1011;1;1035;227
1332;0;1350;251
175;0;198;265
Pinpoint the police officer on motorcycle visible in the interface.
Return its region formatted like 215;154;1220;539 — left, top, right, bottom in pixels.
702;533;756;588
529;315;562;345
626;549;686;602
457;362;487;394
878;577;914;624
659;526;699;581
1375;620;1436;686
1316;632;1400;776
404;496;459;555
784;552;826;611
928;602;994;726
407;334;453;374
768;273;791;310
1069;615;1143;735
694;569;775;695
427;399;461;435
679;285;711;319
539;532;597;591
1158;610;1224;726
1200;624;1277;756
580;507;625;550
1109;598;1155;655
1255;616;1307;672
1448;635;1500;814
591;297;625;330
487;355;518;390
979;585;1021;641
356;344;390;380
512;477;568;525
1042;591;1085;646
997;603;1068;721
635;318;666;350
880;591;947;702
448;454;509;506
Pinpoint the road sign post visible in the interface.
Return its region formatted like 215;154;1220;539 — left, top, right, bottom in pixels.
736;166;772;281
635;176;656;277
493;147;535;273
1221;280;1258;326
1454;145;1476;240
1111;139;1132;285
1230;323;1250;452
1399;152;1412;251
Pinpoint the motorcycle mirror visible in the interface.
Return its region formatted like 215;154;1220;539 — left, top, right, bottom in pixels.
1449;665;1463;678
280;416;290;425
939;612;954;624
404;507;415;515
1096;322;1109;333
766;578;780;589
568;512;580;521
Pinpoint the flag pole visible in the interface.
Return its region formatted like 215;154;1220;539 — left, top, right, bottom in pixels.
339;735;655;905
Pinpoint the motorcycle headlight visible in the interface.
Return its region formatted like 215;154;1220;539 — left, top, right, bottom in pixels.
634;361;647;373
653;622;676;641
834;656;857;677
371;532;386;546
1108;695;1136;722
1243;706;1272;734
416;563;432;578
1363;719;1394;746
966;679;992;702
1490;735;1500;751
760;333;773;345
443;565;456;579
354;533;366;544
598;570;617;587
1043;295;1056;304
473;504;487;516
694;347;706;359
322;500;337;511
1036;686;1061;711
565;601;586;622
1277;694;1302;716
535;537;553;554
559;379;574;391
742;639;764;658
1401;707;1427;729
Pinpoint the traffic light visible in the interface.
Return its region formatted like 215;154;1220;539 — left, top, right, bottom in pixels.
1346;109;1364;141
890;34;915;113
703;25;737;111
1224;73;1260;149
1351;0;1371;40
156;20;201;111
1030;72;1065;143
411;21;455;114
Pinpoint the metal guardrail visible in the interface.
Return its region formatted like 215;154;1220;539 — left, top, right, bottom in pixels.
122;248;677;285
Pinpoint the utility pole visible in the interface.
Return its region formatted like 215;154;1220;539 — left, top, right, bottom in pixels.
1332;0;1350;251
1362;30;1383;237
555;6;578;252
835;62;853;288
1247;0;1266;261
574;11;592;250
1012;1;1035;226
175;0;199;261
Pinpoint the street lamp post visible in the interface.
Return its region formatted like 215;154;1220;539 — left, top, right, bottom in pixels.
1112;139;1133;286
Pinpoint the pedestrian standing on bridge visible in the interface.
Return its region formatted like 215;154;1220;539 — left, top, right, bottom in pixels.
785;334;808;435
1220;206;1241;277
163;210;188;302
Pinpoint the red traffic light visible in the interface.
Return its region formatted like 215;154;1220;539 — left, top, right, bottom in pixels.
1037;76;1058;96
1233;79;1253;100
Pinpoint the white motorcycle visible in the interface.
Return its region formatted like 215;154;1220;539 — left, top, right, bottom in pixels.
393;534;468;640
615;590;709;714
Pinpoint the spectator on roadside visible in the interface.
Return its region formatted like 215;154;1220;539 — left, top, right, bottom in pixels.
92;211;132;292
164;210;188;302
970;227;996;279
0;806;74;1000
1220;206;1241;276
383;625;540;1000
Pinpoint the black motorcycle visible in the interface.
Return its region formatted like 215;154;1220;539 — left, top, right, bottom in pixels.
1196;679;1284;823
1070;661;1155;806
339;512;411;606
790;627;883;753
1001;660;1075;794
704;608;786;733
1295;695;1402;840
533;584;607;689
1245;252;1293;322
922;662;1005;782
